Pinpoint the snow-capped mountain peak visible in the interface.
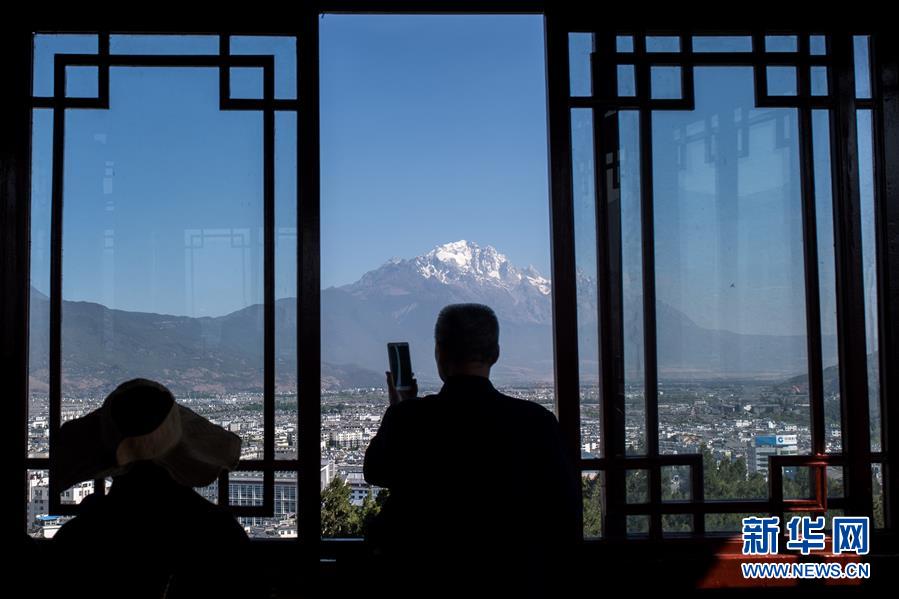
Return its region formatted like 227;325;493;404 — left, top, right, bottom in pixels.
409;240;549;295
345;241;553;329
431;239;477;268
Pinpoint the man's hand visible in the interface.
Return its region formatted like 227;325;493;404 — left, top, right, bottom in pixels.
385;371;418;406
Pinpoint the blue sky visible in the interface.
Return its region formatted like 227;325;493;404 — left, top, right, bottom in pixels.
29;25;878;344
319;15;550;288
31;16;552;317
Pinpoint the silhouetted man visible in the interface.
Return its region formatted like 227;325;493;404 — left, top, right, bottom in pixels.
364;304;581;597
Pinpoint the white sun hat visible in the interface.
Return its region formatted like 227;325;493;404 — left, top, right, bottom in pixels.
55;378;241;491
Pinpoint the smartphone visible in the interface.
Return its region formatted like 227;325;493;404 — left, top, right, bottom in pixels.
387;342;413;391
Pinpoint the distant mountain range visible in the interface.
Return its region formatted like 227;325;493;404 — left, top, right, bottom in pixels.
29;240;836;395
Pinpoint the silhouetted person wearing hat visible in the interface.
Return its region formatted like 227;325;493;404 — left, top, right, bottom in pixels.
52;379;256;598
364;304;581;597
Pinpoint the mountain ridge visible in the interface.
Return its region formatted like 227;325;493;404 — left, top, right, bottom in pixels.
29;240;834;394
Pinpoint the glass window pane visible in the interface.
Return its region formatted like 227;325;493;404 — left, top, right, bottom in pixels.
582;471;604;538
811;66;829;96
275;111;298;460
783;466;813;500
873;463;884;528
627;515;649;536
619;111;646;455
231;36;298;100
65;66;99;99
61;66;266;460
854;36;871;99
33;34;98;97
651;66;682;100
653;68;809;500
29;109;53;459
827;466;844;498
571;108;601;457
662;514;692;535
767;66;798;96
320;15;552;537
568;32;594;97
618;64;636;97
811;110;842;454
626;469;649;503
857;110;881;452
765;35;798;53
617;35;634;53
110;35;219;55
229;67;264;100
692;36;752;53
661;465;692;501
809;35;827;56
646;36;680;53
214;471;298;539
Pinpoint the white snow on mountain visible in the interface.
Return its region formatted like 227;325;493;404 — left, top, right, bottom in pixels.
411;240;551;296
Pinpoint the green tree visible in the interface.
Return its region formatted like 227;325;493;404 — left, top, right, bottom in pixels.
360;487;390;536
582;476;603;537
321;477;361;537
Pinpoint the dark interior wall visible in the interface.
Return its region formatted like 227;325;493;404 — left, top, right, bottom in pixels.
3;5;898;594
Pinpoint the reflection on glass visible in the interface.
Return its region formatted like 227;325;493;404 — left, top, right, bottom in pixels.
627;515;649;536
767;66;798;96
29;109;53;458
826;466;844;498
812;110;842;453
651;66;682;100
783;467;813;500
626;469;649;504
619;111;646;455
810;35;827;56
618;64;636;97
662;514;692;535
571;108;601;458
853;36;871;99
692;36;752;53
653;68;810;500
646;36;680;53
30;34;300;541
857;110;881;452
568;33;593;97
60;66;265;457
275;112;298;460
110;35;219;56
661;465;691;501
616;36;634;53
765;35;798;53
811;66;829;96
872;463;884;528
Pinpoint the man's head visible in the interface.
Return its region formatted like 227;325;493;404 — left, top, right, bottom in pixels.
434;303;500;380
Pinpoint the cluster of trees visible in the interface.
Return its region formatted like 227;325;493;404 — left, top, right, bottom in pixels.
320;477;388;537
